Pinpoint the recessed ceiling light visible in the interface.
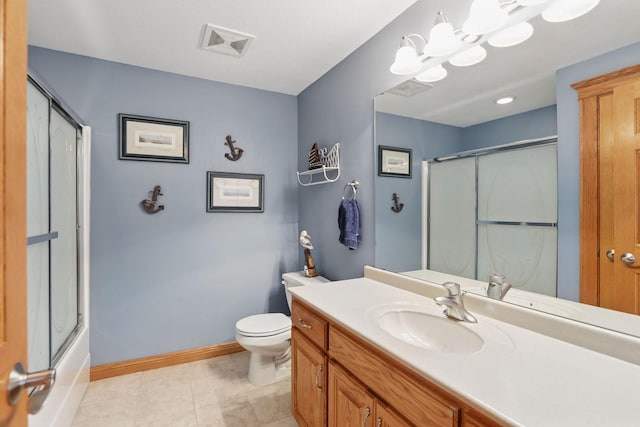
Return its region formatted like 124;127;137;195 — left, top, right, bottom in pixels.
496;96;516;105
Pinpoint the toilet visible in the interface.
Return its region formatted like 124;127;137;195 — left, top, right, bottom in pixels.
235;271;330;386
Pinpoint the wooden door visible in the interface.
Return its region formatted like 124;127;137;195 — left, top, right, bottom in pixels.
0;0;28;425
328;361;374;427
576;65;640;314
604;80;640;313
292;328;327;427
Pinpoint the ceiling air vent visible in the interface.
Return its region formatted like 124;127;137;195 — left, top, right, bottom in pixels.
386;80;433;97
201;24;255;58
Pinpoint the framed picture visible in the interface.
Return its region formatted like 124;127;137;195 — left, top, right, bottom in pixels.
207;172;264;213
378;145;412;178
119;113;189;163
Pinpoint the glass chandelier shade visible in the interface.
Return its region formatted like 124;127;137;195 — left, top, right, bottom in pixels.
390;38;422;75
463;0;509;35
415;64;448;82
541;0;600;23
423;12;462;57
516;0;552;5
449;45;487;67
488;22;534;47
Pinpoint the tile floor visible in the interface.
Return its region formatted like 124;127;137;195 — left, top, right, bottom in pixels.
72;351;298;427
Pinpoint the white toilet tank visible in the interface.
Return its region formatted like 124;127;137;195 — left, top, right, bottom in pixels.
282;271;330;311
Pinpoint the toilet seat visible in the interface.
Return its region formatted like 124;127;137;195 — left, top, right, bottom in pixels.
236;313;291;337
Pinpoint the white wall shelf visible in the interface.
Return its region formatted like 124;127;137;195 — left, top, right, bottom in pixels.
297;143;340;186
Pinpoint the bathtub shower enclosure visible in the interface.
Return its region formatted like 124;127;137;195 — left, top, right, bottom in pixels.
424;138;558;296
27;74;91;426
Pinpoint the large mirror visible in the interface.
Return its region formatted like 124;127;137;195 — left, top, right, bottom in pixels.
374;1;640;337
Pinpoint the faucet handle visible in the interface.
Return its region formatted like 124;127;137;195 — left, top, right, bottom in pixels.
442;282;461;297
489;273;505;285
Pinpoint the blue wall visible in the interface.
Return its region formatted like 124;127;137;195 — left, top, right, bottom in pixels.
555;41;640;300
29;47;299;365
374;113;463;271
297;1;443;280
461;105;557;149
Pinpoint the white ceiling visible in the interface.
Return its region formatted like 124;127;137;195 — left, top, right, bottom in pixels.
376;0;640;127
27;1;640;127
27;0;417;96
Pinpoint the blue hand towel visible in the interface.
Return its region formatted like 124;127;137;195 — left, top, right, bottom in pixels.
338;198;361;250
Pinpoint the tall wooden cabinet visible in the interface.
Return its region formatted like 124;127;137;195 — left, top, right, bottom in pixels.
290;298;506;427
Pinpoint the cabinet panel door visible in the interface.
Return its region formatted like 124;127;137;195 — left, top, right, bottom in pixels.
292;328;327;427
328;361;375;427
376;401;412;427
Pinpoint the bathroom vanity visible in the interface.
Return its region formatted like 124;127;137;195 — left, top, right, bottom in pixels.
289;267;640;426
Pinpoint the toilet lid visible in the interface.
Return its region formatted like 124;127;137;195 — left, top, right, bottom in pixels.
236;313;291;337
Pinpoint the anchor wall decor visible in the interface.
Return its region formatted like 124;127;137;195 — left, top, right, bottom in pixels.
224;134;243;161
391;192;404;213
141;185;165;214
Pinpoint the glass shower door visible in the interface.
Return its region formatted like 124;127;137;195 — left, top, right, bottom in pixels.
26;79;80;372
26;81;51;372
50;107;79;361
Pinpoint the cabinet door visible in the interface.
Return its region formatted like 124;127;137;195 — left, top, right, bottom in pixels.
376;401;412;427
292;328;327;427
328;361;375;427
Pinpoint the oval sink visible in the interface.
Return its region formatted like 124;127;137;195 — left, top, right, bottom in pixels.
374;305;485;354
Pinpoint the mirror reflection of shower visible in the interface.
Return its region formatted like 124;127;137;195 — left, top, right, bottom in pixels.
426;139;558;296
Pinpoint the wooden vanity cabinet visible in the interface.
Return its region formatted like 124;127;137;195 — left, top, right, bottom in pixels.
291;299;329;427
292;328;327;427
328;360;411;427
291;298;505;427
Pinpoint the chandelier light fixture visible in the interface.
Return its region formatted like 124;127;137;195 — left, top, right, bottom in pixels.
389;0;601;83
415;64;448;83
488;21;534;47
449;45;488;67
424;12;462;57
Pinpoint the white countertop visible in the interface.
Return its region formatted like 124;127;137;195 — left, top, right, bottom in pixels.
289;277;640;427
402;268;640;337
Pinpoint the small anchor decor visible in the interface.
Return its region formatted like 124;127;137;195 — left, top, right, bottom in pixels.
391;192;404;213
224;135;243;161
141;185;165;214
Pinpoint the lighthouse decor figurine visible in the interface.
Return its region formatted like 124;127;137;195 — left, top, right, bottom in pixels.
299;230;319;277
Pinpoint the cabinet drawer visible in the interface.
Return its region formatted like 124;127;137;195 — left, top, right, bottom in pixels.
292;299;328;350
329;326;460;427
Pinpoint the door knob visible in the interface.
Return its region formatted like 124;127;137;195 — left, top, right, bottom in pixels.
606;249;615;261
621;253;637;265
6;362;56;414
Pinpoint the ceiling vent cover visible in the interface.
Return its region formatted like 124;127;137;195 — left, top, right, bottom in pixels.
386;80;433;97
201;24;255;57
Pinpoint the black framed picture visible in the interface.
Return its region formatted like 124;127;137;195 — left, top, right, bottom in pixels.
119;113;189;163
206;172;264;213
378;145;412;178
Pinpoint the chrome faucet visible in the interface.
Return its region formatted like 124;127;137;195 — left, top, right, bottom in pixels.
487;273;512;300
434;282;477;323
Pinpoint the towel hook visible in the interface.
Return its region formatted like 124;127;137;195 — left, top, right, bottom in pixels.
391;192;404;213
342;180;359;200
